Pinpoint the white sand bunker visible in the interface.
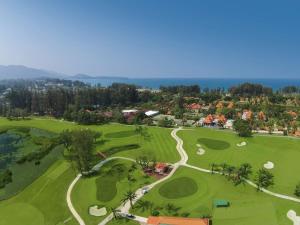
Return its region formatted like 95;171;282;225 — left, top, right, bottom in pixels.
287;210;300;225
264;161;274;169
197;148;206;155
89;206;107;217
236;141;247;147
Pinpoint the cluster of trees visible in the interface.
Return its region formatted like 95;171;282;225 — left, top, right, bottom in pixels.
229;83;273;97
0;169;12;188
160;85;200;96
210;163;274;190
211;163;253;186
59;129;101;173
233;119;253;137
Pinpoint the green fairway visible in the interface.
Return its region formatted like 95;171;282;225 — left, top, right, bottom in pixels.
0;117;179;163
72;159;155;225
178;127;300;195
0;160;77;225
132;166;300;225
198;137;230;150
159;177;198;199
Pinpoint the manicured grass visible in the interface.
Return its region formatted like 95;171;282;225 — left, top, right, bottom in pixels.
198;138;230;150
0;160;78;225
158;177;198;199
0;117;179;163
96;176;118;202
132;166;300;225
106;218;139;225
178;127;300;195
105;130;137;138
72;159;155;225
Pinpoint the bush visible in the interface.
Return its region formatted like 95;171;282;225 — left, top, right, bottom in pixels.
151;210;160;216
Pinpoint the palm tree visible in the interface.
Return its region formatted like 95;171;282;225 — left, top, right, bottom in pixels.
210;163;217;174
122;190;137;208
225;165;236;180
111;207;120;219
136;200;151;212
220;163;228;175
238;163;252;179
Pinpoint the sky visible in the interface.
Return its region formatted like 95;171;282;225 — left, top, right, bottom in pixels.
0;0;300;78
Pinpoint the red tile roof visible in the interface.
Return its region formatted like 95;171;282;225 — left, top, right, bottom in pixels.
147;216;209;225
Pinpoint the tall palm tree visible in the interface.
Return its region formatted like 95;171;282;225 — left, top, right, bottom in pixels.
210;163;217;174
136;200;151;212
122;190;137;208
220;163;228;175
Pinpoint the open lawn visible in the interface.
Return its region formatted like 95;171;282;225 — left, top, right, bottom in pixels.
0;117;179;163
178;127;300;195
71;159;155;225
132;166;300;225
0;160;78;225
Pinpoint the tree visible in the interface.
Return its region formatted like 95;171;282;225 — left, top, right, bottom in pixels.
234;163;252;185
122;190;137;208
295;183;300;197
255;168;274;191
233;119;252;137
70;129;95;173
59;129;73;151
136;200;152;212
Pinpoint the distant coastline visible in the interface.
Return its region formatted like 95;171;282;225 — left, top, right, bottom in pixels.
70;77;300;90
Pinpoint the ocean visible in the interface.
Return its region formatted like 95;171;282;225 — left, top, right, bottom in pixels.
72;78;300;90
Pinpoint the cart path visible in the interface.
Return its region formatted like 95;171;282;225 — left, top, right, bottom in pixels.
67;127;300;225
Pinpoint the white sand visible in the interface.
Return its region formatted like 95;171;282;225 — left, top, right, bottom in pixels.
264;161;274;169
197;148;206;155
196;144;201;147
287;210;300;225
236;141;247;147
89;206;107;217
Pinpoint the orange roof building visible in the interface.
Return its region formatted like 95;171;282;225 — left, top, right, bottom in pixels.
204;114;214;124
216;102;224;109
147;216;209;225
258;111;266;121
186;103;202;110
227;102;234;109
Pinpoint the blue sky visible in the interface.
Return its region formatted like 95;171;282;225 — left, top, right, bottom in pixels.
0;0;300;78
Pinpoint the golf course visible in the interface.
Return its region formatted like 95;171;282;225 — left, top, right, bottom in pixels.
0;117;300;225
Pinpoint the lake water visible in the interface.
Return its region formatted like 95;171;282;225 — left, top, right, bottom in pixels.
72;78;300;90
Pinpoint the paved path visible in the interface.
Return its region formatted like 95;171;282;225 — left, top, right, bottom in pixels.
68;127;300;225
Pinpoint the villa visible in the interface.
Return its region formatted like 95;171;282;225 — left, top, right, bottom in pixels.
147;216;209;225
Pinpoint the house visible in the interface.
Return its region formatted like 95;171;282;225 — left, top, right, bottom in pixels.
147;216;209;225
186;103;202;112
242;110;253;120
145;110;160;117
155;163;168;174
224;119;234;129
122;109;138;116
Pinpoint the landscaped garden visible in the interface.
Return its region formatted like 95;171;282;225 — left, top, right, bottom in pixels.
178;127;300;195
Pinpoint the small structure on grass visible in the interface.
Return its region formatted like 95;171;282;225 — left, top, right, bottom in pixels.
155;163;169;175
214;199;230;208
89;205;107;217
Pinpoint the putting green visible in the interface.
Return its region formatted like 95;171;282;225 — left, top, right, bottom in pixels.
96;176;118;202
159;177;198;199
198;138;230;150
0;203;44;225
105;130;137;138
